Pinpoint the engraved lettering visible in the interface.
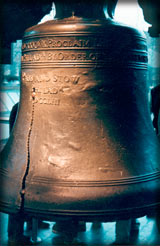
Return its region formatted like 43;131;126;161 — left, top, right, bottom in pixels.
43;98;47;104
39;98;43;104
83;40;90;47
48;52;52;60
64;76;70;83
77;53;83;60
35;75;42;83
63;41;68;47
22;72;34;82
33;86;65;96
22;72;80;85
22;51;104;62
71;54;76;60
44;88;49;94
22;72;26;80
40;52;47;60
58;53;64;60
53;76;58;82
38;97;60;105
40;39;47;48
57;41;62;47
73;40;81;47
60;86;70;93
48;39;53;45
50;88;58;94
36;54;41;61
22;37;107;51
45;75;50;82
82;53;87;60
71;76;80;84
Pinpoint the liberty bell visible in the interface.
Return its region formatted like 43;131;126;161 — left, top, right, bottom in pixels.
0;0;160;222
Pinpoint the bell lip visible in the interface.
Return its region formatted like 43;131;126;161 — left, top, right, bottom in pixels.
0;202;159;222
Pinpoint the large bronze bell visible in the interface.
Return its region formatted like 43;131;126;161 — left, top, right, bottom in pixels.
0;0;160;222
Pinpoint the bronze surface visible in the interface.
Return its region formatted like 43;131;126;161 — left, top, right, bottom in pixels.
0;6;160;221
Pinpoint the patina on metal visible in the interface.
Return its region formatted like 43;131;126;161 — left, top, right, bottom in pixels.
0;0;160;221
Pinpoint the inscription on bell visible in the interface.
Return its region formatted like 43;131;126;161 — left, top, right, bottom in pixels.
22;37;105;50
36;87;59;94
38;97;60;105
21;51;104;62
30;85;61;105
22;72;80;84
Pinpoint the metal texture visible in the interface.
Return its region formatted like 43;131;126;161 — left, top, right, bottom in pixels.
0;1;160;222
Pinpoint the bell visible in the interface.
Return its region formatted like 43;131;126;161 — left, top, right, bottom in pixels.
0;0;160;222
